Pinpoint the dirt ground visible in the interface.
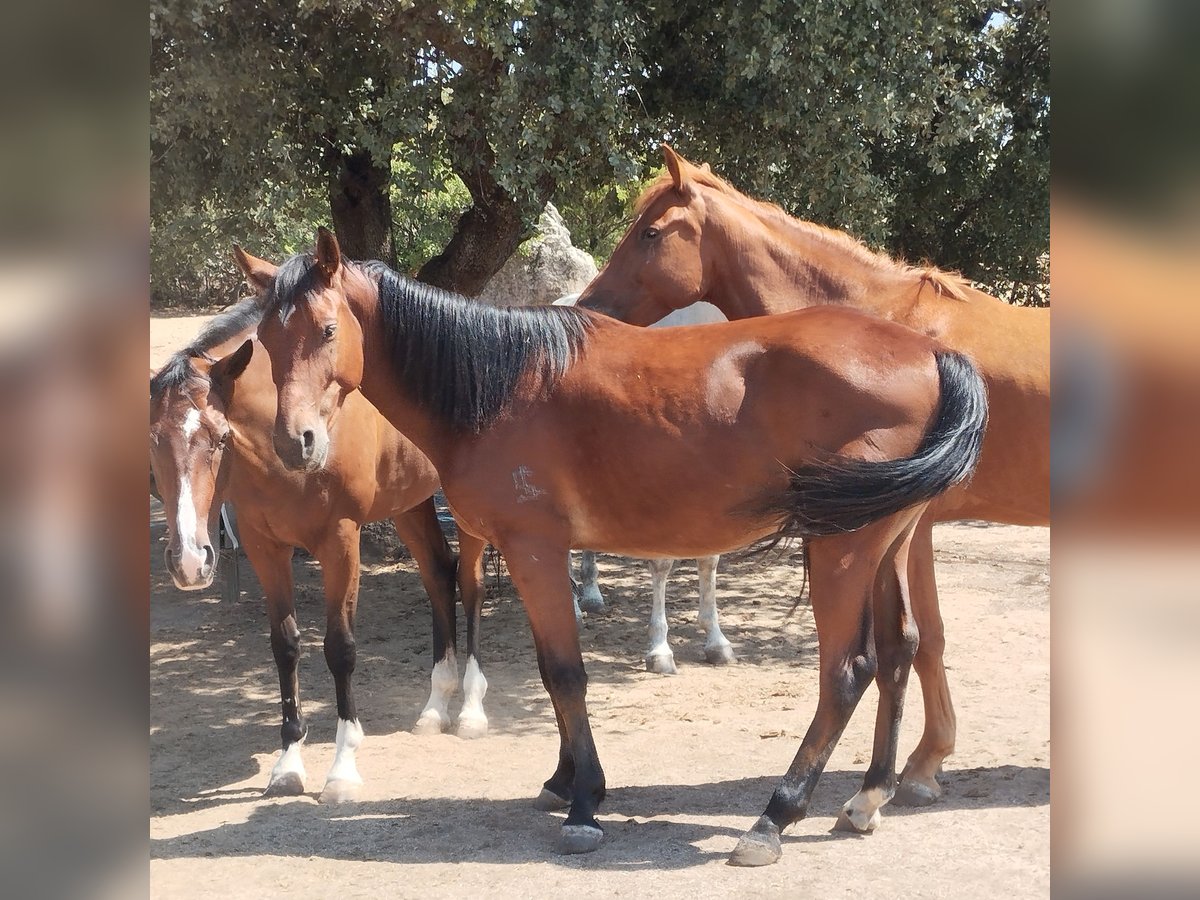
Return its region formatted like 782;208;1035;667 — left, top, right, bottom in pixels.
150;315;1050;898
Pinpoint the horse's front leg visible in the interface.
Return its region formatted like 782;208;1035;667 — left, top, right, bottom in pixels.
696;555;735;665
239;525;305;796
393;502;460;736
456;529;490;738
315;519;364;804
505;538;606;854
645;558;677;674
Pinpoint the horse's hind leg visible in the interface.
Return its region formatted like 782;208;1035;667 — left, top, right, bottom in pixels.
645;558;677;674
697;555;735;665
576;550;605;613
835;513;923;834
729;521;898;867
456;529;490;739
240;525;305;796
315;519;365;804
895;514;956;807
394;502;460;736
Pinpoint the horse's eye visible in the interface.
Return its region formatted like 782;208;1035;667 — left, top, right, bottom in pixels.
216;431;230;449
323;323;337;341
642;227;660;240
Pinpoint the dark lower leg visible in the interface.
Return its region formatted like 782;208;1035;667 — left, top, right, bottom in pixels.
540;674;576;803
505;543;606;842
838;531;919;832
317;523;365;800
240;530;305;794
394;504;458;668
730;533;883;866
271;614;305;747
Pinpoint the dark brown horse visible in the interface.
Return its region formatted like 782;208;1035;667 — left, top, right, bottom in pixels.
249;229;986;864
579;145;1050;807
150;285;488;804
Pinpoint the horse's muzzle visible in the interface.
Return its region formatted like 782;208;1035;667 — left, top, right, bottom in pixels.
165;542;215;590
273;423;330;472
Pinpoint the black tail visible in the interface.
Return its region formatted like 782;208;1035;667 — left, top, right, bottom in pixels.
751;350;988;544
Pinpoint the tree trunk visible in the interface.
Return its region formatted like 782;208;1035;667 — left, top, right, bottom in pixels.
328;147;395;264
418;138;555;295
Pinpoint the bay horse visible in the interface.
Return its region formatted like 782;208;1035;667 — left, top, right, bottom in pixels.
150;290;489;803
248;228;986;864
556;295;734;673
579;144;1050;807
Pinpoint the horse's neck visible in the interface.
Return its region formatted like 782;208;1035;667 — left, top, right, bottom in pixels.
710;203;931;327
224;349;282;472
351;293;458;468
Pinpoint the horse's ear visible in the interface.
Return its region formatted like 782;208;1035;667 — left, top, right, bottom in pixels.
662;143;689;193
232;245;277;298
315;227;342;281
210;340;254;400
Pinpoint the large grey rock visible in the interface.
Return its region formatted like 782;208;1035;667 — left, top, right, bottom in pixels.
477;203;598;307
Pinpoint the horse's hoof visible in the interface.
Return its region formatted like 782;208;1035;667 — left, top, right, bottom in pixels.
456;715;489;740
727;816;782;867
533;787;571;811
412;711;449;736
892;777;940;807
833;807;881;834
557;824;604;855
318;779;362;805
263;771;306;797
645;653;678;675
705;644;736;666
578;595;605;614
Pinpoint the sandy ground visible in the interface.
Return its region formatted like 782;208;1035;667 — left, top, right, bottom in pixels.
150;315;1050;898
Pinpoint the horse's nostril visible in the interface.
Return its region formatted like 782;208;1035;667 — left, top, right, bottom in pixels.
301;430;315;454
201;545;215;576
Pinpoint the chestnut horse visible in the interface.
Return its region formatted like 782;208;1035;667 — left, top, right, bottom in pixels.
248;229;986;865
579;145;1050;807
150;295;489;803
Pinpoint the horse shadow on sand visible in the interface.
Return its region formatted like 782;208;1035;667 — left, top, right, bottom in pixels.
150;763;1048;870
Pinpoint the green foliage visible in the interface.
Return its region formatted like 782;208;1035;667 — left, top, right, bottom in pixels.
152;0;1048;306
555;176;655;262
635;0;1049;296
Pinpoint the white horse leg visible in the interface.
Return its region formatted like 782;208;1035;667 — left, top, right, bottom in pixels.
319;717;364;804
576;550;605;613
568;555;584;627
414;648;458;734
457;654;490;739
645;558;677;674
266;735;307;796
697;554;735;665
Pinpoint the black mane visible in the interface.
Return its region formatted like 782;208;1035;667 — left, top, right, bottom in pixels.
150;297;263;399
365;261;594;432
267;251;594;432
